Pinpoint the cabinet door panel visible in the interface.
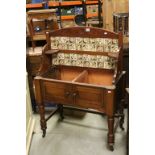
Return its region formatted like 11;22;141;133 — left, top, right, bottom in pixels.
42;81;73;105
74;85;105;109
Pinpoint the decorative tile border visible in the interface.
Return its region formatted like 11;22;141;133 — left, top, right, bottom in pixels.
50;37;119;53
52;53;116;69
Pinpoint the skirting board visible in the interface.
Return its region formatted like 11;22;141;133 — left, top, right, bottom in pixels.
26;116;35;155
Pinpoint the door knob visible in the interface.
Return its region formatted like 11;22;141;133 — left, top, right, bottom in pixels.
72;92;78;98
72;92;77;97
65;91;70;97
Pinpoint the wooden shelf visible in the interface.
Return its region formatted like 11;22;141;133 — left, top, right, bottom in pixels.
26;3;42;9
26;1;98;9
61;15;75;20
87;12;98;18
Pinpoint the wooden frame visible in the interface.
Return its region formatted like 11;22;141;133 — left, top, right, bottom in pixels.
34;27;126;151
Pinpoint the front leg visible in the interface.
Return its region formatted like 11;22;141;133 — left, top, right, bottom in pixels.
39;105;47;137
107;116;114;151
34;78;47;137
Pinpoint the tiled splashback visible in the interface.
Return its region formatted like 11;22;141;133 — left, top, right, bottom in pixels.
50;37;119;53
50;37;119;69
52;53;116;69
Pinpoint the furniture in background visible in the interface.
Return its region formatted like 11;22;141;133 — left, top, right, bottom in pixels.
85;0;103;27
113;12;129;36
27;47;58;112
113;12;129;88
26;1;101;28
27;9;60;49
34;27;126;151
74;0;103;27
26;9;60;110
26;47;42;112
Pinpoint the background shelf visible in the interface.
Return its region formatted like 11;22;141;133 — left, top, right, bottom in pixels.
26;1;99;9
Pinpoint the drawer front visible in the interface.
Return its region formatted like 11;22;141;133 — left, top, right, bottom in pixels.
41;81;73;105
73;85;105;109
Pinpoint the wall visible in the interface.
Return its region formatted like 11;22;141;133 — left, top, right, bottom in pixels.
26;74;35;155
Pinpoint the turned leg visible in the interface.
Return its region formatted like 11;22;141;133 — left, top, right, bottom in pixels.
107;116;114;151
58;104;64;120
39;105;47;137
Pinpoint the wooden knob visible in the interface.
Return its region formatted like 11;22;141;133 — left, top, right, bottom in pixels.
65;91;70;97
72;92;77;97
72;92;78;98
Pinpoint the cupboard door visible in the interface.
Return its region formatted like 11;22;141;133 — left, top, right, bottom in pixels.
41;81;73;105
73;85;105;109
